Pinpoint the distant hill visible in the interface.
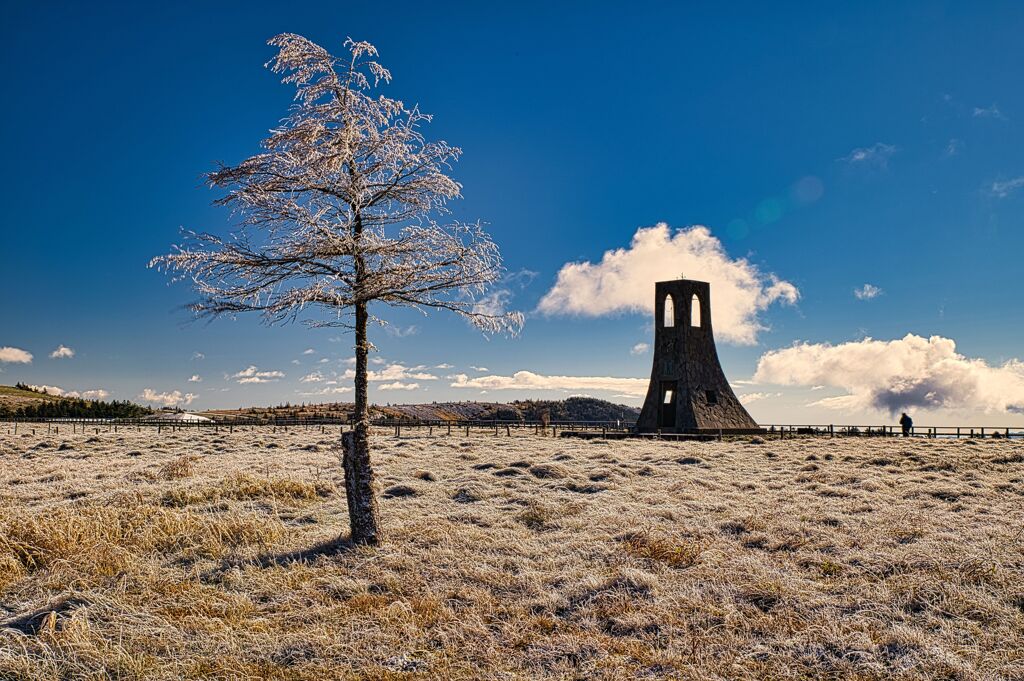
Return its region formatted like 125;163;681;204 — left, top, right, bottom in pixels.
0;384;64;412
204;396;641;423
0;384;152;419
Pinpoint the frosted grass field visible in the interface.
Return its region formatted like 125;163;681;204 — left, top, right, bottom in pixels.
1;426;1022;679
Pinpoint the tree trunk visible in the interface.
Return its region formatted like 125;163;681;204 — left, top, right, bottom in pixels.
342;298;381;545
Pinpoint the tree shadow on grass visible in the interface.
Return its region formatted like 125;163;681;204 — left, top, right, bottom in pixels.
201;536;358;584
255;536;357;567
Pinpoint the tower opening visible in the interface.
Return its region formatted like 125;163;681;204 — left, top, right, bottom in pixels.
664;295;675;327
659;381;677;428
691;294;701;327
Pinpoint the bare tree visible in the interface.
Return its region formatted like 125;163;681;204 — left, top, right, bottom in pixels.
151;34;522;545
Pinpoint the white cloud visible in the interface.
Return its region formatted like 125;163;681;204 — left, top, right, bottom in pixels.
302;348;315;355
33;384;107;400
191;352;205;360
738;392;782;403
451;371;648;397
188;375;202;383
0;347;33;363
233;366;285;384
334;363;437;383
854;284;883;300
49;345;75;359
28;384;68;397
81;389;110;400
300;371;324;383
470;269;536;321
138;389;197;407
839;143;897;167
369;364;437;381
630;342;650;355
537;224;798;345
753;333;1024;415
435;363;454;369
378;381;420;391
990;177;1024;198
470;366;489;372
473;290;512;318
944;138;963;156
384;324;419;338
973;104;1006;120
298;386;353;396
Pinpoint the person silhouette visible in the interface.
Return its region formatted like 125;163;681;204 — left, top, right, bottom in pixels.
899;412;913;437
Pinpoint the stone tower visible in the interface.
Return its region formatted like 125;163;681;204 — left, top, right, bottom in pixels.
636;279;762;434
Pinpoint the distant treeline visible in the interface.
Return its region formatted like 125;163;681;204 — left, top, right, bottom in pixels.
486;397;640;423
3;384;153;419
201;396;641;424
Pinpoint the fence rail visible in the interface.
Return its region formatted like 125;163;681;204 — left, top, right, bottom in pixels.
1;416;1022;439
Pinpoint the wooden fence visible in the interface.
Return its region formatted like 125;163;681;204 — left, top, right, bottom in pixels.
1;416;1021;439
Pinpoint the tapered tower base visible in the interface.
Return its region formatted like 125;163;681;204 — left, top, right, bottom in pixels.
636;279;763;435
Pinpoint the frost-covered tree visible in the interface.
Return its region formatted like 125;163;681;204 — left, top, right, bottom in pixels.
151;34;522;545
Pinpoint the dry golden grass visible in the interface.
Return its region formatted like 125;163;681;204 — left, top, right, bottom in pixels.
0;424;1022;679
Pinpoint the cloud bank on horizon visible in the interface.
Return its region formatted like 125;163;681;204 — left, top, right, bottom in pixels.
28;384;108;401
138;388;197;407
451;371;649;397
754;333;1024;416
537;224;799;345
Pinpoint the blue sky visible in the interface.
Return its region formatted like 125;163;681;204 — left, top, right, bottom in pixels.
2;1;1023;424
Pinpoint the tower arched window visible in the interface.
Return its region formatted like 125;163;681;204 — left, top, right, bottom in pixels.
663;295;675;327
691;294;701;327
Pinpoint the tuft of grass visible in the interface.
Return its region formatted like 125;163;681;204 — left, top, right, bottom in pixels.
162;473;333;507
160;454;199;480
515;503;556;531
619;529;706;569
819;559;843;577
528;463;569;479
0;504;283;581
382;484;418;499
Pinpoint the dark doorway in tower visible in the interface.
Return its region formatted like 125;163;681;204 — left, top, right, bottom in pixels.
659;381;678;428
